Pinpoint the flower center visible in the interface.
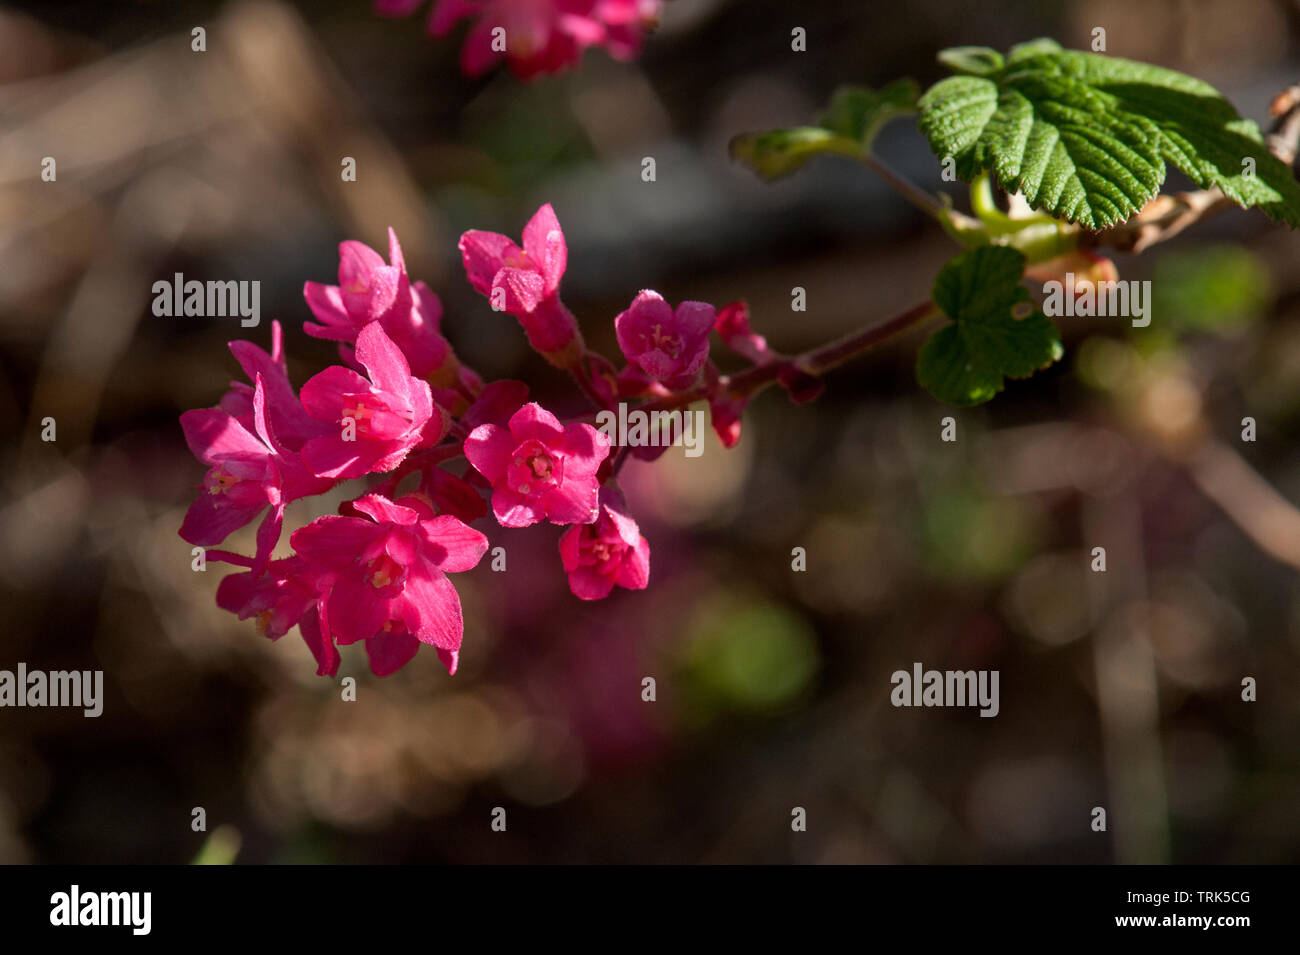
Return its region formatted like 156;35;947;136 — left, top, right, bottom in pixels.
206;467;239;496
648;323;681;358
527;452;553;481
509;439;561;496
342;400;375;434
580;519;626;567
503;249;533;271
368;554;403;589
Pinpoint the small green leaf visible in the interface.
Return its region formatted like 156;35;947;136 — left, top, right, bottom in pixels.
936;46;1004;77
729;127;858;181
917;245;1063;405
1007;37;1063;62
731;80;918;181
918;39;1300;230
817;78;920;145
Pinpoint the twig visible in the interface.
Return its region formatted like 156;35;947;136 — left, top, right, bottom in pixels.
633;300;939;416
1185;438;1300;572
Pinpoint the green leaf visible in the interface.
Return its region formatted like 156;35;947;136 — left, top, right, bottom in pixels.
936;46;1004;77
817;78;920;144
731;80;918;181
918;39;1300;230
917;245;1063;405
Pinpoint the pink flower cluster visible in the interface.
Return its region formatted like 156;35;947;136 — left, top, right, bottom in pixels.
181;204;786;677
376;0;664;79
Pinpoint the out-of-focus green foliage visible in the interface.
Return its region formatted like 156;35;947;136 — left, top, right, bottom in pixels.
1150;245;1273;334
921;483;1043;581
674;593;818;723
190;826;241;865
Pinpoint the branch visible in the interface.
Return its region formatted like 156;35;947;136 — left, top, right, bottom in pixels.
634;300;939;415
855;153;982;232
1186;438;1300;573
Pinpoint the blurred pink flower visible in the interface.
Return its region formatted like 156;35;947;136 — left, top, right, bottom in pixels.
464;401;609;527
379;0;662;79
713;300;771;366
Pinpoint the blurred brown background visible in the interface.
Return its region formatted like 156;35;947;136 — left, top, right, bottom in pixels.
2;0;1300;863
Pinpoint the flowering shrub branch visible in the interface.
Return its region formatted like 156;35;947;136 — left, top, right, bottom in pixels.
180;38;1300;678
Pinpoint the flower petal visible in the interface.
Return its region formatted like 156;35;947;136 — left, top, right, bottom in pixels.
615;536;651;590
181;408;268;463
352;493;421;527
398;565;464;650
291;515;381;571
419;515;489;572
568;566;616;600
492;487;545;527
458;229;518;294
507;401;566;444
179;493;264;546
364;628;420;676
521;203;566;295
325;571;390;645
300;433;391;479
463;423;514;484
299;607;341;677
354;321;414;401
299;366;371;423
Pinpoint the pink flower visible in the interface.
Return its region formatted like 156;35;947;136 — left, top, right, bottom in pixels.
303;228;458;382
464;401;609;527
291;493;489;676
299;322;447;479
381;0;662;79
558;489;649;599
180;376;333;569
707;392;746;448
218;321;331;451
714;300;772;366
459;204;582;366
712;300;822;405
211;552;340;677
614;290;715;390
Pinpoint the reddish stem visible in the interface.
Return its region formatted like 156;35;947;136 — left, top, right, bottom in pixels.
635;299;939;415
